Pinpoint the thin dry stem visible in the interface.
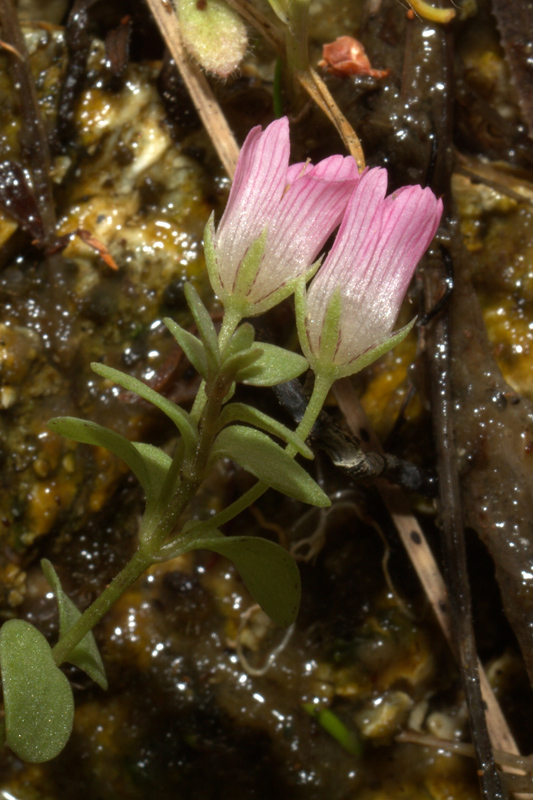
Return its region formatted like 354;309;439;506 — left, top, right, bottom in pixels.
298;68;366;170
333;377;526;786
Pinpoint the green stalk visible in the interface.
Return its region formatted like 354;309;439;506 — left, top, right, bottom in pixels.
285;0;310;75
190;308;242;423
184;373;334;533
52;336;245;665
52;547;153;666
291;373;332;446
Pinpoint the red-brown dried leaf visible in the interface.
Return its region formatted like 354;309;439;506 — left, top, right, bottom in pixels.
76;229;119;270
318;36;390;79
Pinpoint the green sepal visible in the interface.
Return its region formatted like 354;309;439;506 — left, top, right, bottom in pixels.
316;286;342;364
332;318;417;379
91;362;198;459
156;531;300;628
236;343;309;386
41;560;107;690
183;283;220;372
203;214;221;297
217;403;313;459
232;227;268;301
295;277;417;382
233;256;323;319
164;318;209;379
210;425;329;506
0;619;74;762
47;417;167;514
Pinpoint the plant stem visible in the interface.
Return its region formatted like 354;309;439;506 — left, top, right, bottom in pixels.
52;337;331;666
182;373;334;535
292;373;332;445
52;547;153;666
190;309;242;423
285;0;310;75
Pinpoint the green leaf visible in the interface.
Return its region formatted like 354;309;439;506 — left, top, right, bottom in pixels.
235;343;309;386
158;531;300;627
164;318;209;379
41;560;107;690
132;442;172;483
217;403;313;459
210;425;329;507
91;363;198;459
183;283;220;371
0;619;74;762
223;322;255;359
220;346;263;383
49;417;151;490
198;532;300;627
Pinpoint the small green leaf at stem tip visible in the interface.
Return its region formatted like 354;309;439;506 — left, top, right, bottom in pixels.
267;0;289;23
164;318;209;379
0;619;74;762
221;346;263;384
224;323;255;358
210;425;329;506
183;283;220;370
41;559;108;689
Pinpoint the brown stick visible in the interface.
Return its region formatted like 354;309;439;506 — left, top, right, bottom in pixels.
333;377;527;789
145;0;240;179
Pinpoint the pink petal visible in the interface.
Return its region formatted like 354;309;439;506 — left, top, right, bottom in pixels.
215;118;291;290
247;156;360;303
305;169;442;365
310;168;387;301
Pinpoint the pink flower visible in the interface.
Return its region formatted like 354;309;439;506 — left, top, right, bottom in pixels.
205;117;360;318
297;167;442;378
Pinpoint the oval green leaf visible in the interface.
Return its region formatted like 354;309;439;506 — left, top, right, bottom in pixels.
0;619;74;762
217;403;313;459
236;344;309;386
210;425;329;507
194;531;300;628
47;417;165;512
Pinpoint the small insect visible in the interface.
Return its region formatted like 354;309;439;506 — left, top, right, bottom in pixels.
161;0;174;13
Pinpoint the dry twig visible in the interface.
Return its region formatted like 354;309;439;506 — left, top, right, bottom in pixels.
145;0;240;178
333;377;528;795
